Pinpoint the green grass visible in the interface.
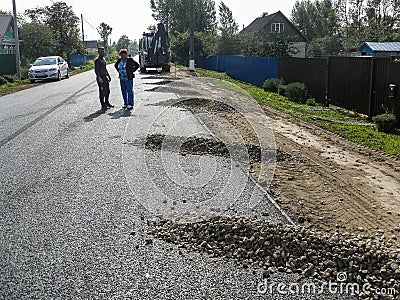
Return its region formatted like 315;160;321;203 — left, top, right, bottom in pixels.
0;79;30;90
196;68;400;157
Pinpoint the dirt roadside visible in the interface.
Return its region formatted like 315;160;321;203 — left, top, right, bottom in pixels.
261;105;400;239
150;69;400;246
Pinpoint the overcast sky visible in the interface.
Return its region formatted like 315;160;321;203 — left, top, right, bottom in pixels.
1;0;296;43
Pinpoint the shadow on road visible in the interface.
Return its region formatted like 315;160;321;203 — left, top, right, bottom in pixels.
108;109;132;119
83;109;107;122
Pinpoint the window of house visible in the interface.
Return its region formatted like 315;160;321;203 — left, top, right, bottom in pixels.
272;23;284;33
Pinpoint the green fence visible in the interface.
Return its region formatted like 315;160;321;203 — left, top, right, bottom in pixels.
0;54;16;75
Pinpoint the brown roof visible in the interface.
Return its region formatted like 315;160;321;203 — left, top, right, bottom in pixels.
0;15;13;44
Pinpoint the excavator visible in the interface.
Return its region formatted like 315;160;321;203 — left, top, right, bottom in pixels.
139;23;171;73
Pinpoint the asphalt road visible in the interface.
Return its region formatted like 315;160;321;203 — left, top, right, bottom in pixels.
0;67;352;299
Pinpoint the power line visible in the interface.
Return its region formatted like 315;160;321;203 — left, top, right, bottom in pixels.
82;16;97;33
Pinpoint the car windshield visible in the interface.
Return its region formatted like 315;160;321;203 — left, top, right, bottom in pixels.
33;58;57;66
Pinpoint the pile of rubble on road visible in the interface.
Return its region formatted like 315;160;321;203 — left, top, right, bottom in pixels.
148;215;399;298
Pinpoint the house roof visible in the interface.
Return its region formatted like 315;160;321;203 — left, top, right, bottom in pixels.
362;42;400;52
0;15;13;44
240;11;307;41
241;12;278;34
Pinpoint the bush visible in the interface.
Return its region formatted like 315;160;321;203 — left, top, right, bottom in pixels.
372;113;397;133
3;75;16;83
263;78;284;93
278;84;287;96
20;67;29;80
306;98;317;106
0;76;7;85
285;82;308;103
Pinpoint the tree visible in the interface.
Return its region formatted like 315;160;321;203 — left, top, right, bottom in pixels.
239;31;298;57
218;2;239;55
25;2;82;61
147;24;157;33
19;23;58;63
151;0;217;36
171;30;217;64
129;40;139;54
291;0;339;40
306;35;344;57
97;22;112;52
25;2;83;59
150;0;174;33
150;0;217;64
364;0;400;41
116;35;130;51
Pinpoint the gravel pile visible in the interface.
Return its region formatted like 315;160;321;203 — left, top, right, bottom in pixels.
148;215;400;297
144;133;291;163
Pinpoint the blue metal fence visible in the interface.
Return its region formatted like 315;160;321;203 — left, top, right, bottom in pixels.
70;54;91;68
196;55;278;87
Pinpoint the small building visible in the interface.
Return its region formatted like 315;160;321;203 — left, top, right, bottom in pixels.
84;40;104;53
241;11;307;58
359;42;400;59
0;15;16;55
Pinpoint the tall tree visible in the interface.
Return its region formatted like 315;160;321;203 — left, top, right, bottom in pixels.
291;0;339;40
97;22;113;52
129;40;139;54
151;0;217;36
218;2;239;54
364;0;400;41
116;35;131;51
25;2;82;60
150;0;175;33
19;23;58;62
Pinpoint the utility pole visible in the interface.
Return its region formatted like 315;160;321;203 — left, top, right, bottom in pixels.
81;14;86;65
189;0;195;71
12;0;21;80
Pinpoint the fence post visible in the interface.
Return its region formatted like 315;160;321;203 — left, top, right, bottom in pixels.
325;57;330;107
367;58;375;119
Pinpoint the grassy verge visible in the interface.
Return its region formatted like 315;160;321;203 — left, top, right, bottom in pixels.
196;68;400;157
0;79;30;91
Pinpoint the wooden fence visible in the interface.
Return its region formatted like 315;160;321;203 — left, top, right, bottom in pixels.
279;57;400;119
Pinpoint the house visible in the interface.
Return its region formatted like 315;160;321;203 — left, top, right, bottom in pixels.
359;42;400;59
241;11;307;58
0;15;15;55
84;40;104;53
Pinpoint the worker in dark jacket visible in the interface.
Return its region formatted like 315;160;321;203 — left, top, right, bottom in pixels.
94;47;113;110
114;49;139;109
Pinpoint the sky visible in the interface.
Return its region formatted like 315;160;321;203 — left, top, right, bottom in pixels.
1;0;296;43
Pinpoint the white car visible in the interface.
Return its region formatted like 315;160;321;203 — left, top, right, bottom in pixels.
28;56;69;83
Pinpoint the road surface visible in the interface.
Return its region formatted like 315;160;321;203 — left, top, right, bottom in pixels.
0;66;351;299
